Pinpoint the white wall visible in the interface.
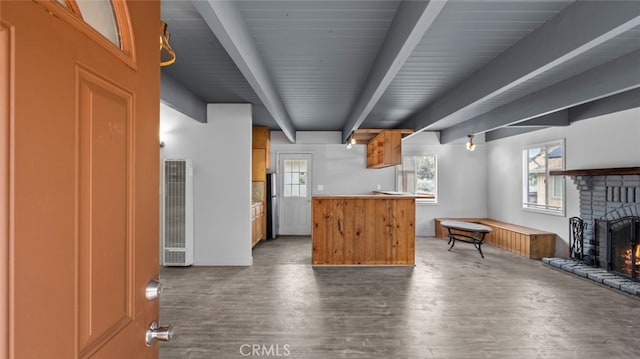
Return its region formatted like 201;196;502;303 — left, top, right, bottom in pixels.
271;131;396;195
404;133;488;236
487;108;640;256
157;104;640;261
160;103;253;265
271;131;488;236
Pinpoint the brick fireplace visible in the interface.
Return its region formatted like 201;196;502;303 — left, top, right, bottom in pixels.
543;167;640;296
552;167;640;273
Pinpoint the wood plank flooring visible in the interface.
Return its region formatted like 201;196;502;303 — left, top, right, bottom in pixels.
160;237;640;359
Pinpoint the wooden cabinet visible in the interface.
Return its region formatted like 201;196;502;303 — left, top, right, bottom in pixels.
366;130;402;168
252;148;266;182
252;126;270;169
251;127;270;247
251;203;265;247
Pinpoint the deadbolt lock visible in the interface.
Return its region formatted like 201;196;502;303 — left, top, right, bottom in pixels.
145;279;163;300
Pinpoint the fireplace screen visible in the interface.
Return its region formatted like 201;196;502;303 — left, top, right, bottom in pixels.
607;217;640;281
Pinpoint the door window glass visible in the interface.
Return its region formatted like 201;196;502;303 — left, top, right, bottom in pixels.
75;0;121;48
283;160;308;198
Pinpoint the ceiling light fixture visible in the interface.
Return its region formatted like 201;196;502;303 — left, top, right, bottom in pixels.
466;135;476;151
346;135;357;149
160;21;176;67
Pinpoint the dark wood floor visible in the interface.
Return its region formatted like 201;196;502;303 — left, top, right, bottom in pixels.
159;237;640;359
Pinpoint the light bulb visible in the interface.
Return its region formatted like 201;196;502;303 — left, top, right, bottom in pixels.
467;142;476;151
466;135;475;151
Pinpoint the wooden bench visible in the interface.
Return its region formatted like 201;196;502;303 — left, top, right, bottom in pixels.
434;218;556;260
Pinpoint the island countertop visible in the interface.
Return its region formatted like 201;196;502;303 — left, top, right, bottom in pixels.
311;195;415;265
312;193;418;199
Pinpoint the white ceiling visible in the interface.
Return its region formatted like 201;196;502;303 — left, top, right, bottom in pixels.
160;0;640;143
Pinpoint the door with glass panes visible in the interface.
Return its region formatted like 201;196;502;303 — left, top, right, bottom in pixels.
279;154;312;235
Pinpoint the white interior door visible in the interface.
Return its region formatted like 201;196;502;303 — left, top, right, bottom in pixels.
279;154;312;235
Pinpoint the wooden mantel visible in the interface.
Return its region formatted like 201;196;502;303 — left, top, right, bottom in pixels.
550;167;640;176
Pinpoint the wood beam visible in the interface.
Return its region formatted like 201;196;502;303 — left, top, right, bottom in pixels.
440;49;640;144
508;111;568;127
401;1;640;134
550;167;640;177
160;72;207;123
341;0;447;143
485;127;545;142
569;88;640;124
193;0;296;142
486;89;640;141
351;128;414;144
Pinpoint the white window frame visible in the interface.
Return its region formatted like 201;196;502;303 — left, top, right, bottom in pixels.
396;154;438;204
522;139;565;216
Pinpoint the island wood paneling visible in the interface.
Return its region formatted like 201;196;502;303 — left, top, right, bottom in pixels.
434;218;556;259
312;196;415;265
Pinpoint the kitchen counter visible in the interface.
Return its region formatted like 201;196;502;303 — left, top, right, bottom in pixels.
311;195;415;265
313;194;418;199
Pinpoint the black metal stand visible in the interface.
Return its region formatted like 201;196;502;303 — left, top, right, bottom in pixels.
446;228;487;258
569;217;586;261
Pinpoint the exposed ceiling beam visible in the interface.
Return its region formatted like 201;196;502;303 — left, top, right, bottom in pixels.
569;88;640;123
340;0;447;143
193;0;296;142
486;88;640;142
439;49;640;144
508;111;568;128
401;0;640;134
485;127;545;142
160;72;207;123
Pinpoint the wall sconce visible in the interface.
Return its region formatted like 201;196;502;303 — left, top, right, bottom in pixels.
466;135;476;151
160;21;176;67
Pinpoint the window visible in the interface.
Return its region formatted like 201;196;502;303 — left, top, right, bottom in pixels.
75;0;122;48
396;155;437;202
552;176;563;199
523;140;564;214
283;159;308;198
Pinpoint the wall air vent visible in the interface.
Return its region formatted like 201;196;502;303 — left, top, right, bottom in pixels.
161;159;194;266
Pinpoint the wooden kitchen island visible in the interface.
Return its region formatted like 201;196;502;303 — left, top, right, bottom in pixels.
312;195;415;265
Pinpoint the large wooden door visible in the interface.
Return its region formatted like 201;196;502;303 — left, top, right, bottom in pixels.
2;1;161;358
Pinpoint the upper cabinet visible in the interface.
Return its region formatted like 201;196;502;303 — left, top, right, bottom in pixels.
252;126;271;170
252;127;270;182
366;130;401;168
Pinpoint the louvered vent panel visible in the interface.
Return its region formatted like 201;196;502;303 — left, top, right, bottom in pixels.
162;159;193;266
164;250;186;266
165;160;186;249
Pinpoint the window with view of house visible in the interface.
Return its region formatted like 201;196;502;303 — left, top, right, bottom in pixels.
523;140;564;214
396;155;437;202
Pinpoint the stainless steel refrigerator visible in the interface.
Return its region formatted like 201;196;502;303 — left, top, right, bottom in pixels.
266;172;278;239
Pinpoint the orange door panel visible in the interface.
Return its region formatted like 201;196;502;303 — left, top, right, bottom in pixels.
2;1;161;357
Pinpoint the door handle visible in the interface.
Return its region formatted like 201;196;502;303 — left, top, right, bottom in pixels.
146;321;174;346
145;279;163;300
